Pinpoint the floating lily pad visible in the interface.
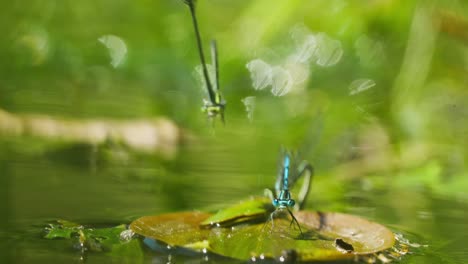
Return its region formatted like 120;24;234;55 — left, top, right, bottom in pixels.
209;211;395;262
130;210;395;262
208;216;345;262
129;211;212;250
295;211;395;255
200;197;273;228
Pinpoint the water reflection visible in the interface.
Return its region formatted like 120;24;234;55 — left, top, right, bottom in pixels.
354;35;386;68
241;96;256;122
98;35;128;68
246;24;343;97
349;78;376;96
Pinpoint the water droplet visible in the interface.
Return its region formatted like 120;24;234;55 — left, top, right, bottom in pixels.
241;96;256;122
98;35;127;68
290;23;311;45
315;33;343;67
284;60;310;85
349;79;376;95
299;35;318;63
246;59;272;90
290;24;318;63
355;35;385;68
119;229;134;241
271;66;293;96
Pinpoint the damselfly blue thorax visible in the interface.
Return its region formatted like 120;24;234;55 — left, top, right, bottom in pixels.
184;0;226;124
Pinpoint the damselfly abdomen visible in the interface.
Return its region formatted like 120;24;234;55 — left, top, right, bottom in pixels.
184;0;226;124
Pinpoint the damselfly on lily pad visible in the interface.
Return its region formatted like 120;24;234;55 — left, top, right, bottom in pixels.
208;211;395;262
129;210;395;262
201;151;313;228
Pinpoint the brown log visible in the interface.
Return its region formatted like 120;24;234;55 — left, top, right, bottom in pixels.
0;108;180;158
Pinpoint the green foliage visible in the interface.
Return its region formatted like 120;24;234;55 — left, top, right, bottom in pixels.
44;220;79;240
44;220;142;255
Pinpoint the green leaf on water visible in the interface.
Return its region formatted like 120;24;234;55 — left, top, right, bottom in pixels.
295;211;395;255
44;224;76;239
107;238;144;262
44;220;82;239
209;211;395;261
208;216;342;262
129;211;212;250
130;210;395;262
200;196;274;228
81;224;127;251
44;220;136;253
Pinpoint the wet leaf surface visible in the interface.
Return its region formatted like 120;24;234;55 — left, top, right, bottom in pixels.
200;197;273;228
208;216;348;262
44;220;140;254
130;209;395;262
295;211;395;255
129;211;212;250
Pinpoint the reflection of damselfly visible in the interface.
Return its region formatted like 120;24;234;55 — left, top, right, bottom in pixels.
266;150;313;234
184;0;226;123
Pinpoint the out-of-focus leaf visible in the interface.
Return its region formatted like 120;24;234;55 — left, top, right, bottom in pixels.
129;211;212;250
200;197;273;228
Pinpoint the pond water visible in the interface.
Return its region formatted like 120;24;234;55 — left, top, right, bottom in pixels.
1;139;467;264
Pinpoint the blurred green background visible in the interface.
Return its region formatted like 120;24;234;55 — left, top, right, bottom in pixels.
0;0;467;263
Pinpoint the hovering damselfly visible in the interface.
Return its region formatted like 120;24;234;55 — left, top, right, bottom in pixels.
184;0;226;123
